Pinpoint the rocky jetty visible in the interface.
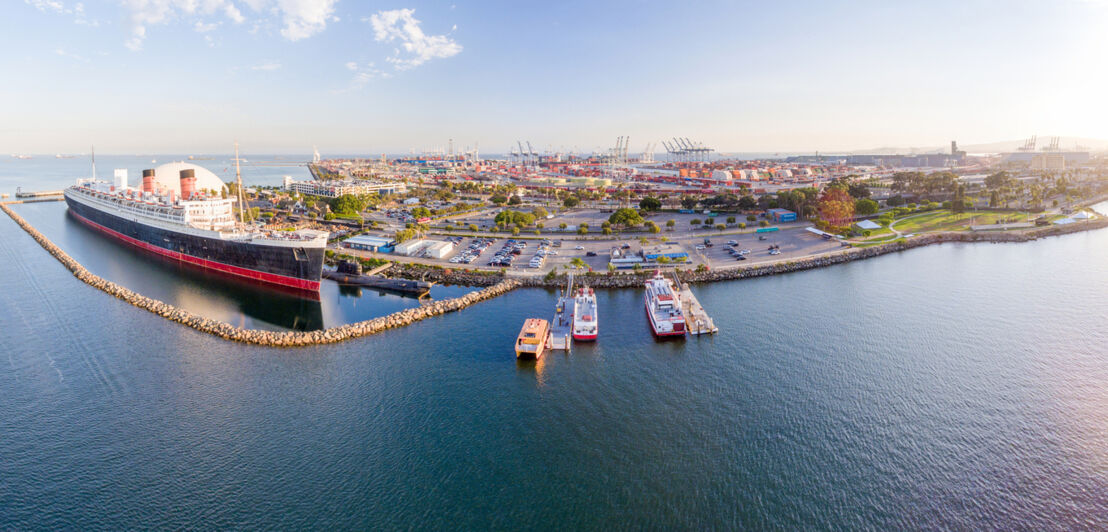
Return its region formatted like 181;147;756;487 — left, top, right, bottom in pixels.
1;203;520;347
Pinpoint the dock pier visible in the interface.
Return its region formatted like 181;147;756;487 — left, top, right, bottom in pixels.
15;188;64;198
673;272;718;335
548;273;573;351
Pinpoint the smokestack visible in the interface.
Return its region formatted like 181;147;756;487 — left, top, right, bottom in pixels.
142;169;156;194
179;169;196;200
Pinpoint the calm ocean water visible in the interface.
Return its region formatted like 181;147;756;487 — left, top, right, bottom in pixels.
1;158;1106;528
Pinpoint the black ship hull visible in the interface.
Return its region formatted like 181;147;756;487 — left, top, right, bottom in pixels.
65;194;324;291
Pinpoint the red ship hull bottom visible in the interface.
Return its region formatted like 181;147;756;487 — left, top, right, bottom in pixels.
70;210;321;291
572;333;598;341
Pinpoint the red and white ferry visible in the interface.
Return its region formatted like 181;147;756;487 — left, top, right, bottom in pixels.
644;271;686;337
572;286;598;341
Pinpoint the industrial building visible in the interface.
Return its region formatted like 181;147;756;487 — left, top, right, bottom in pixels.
766;209;797;223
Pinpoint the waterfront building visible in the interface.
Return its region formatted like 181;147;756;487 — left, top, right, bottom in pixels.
284;177;406;198
341;235;396;252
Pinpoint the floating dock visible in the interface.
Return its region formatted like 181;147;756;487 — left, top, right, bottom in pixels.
15;188;64;198
673;272;718;335
548;273;573;351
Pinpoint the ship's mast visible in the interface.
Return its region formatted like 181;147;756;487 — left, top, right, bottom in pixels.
91;145;96;180
234;141;248;224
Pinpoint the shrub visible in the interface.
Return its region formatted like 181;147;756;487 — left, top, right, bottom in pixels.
746;214;756;222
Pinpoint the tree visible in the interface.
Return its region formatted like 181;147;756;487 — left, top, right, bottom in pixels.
680;196;698;210
495;210;535;226
738;195;757;210
848;183;871;199
639;196;662;211
602;227;612;235
738;222;746;229
666;219;676;230
647;222;660;234
608;208;645;228
817;187;855;232
886;195;905;207
985;171;1013;192
726;216;736;224
559;222;568;231
607;263;616;273
468;224;478;232
531;206;548;219
563;196;580;208
854;198;879;215
746;214;756;222
511;226;520;236
577;226;588;235
759;220;769;227
690;219;701;226
490;194;508;205
951;184;967;213
507;195;522;206
715;224;726;231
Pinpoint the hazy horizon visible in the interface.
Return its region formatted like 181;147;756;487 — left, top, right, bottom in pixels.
5;0;1108;154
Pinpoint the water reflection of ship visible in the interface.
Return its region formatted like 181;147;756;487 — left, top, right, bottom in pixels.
336;283;428;300
66;211;324;330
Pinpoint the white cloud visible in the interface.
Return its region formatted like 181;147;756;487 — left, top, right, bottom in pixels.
26;0;98;25
55;47;89;63
194;21;220;33
367;9;461;70
252;61;282;70
276;0;338;41
338;61;390;92
26;0;66;13
120;0;337;50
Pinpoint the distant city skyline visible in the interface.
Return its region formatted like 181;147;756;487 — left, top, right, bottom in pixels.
4;0;1108;154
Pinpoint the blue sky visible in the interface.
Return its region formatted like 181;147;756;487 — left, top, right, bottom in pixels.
3;0;1108;154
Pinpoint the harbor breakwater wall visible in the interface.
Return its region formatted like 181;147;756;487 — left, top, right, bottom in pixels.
0;203;520;347
396;218;1108;289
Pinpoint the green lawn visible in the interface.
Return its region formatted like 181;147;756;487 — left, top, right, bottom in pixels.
890;209;1037;234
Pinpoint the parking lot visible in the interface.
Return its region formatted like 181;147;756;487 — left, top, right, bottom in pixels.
336;225;844;275
688;229;845;269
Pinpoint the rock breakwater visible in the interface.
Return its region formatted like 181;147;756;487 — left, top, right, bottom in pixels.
1;203;520;346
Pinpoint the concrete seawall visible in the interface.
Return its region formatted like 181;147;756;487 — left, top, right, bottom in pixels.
392;218;1108;289
0;203;520;347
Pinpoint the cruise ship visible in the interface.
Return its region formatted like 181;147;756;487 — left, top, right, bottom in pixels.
644;271;686;337
63;162;328;291
572;286;598;341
